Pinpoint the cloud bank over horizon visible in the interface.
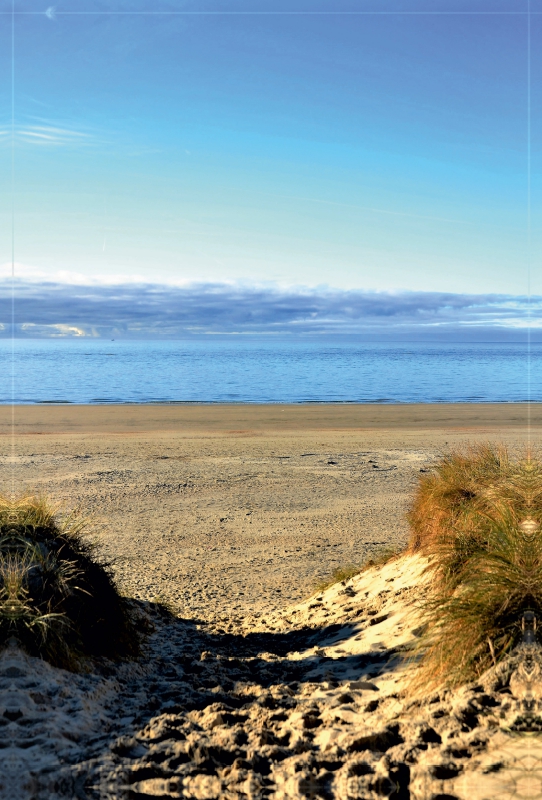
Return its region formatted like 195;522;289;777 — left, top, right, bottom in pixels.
0;280;538;340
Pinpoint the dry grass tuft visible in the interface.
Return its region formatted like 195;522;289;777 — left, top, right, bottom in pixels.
0;494;141;669
408;443;518;554
409;445;542;691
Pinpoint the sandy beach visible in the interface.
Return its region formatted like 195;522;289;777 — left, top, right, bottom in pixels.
2;403;539;799
2;403;536;624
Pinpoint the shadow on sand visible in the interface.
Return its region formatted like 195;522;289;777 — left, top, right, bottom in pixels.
2;601;409;800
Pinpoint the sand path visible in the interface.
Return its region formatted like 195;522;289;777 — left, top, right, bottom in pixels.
0;405;539;799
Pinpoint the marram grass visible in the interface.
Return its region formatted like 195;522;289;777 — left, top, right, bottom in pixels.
408;444;542;691
0;494;140;669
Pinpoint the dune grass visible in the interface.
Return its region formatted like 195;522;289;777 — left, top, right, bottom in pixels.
408;444;542;691
0;494;140;669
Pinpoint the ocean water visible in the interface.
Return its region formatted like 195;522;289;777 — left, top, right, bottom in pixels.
0;338;538;404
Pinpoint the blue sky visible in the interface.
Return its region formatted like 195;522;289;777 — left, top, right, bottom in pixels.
0;0;539;335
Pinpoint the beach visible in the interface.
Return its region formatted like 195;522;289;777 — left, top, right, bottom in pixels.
2;403;540;799
2;403;536;624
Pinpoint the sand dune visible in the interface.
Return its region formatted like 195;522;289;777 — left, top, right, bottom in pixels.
4;553;539;799
1;404;539;798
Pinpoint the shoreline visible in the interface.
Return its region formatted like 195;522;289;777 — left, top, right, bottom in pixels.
0;401;539;435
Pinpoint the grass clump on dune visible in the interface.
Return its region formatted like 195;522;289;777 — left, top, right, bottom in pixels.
408;444;542;690
408;443;516;556
0;494;140;669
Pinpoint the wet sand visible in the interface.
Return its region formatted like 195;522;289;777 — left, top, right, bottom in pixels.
0;401;539;435
1;403;536;623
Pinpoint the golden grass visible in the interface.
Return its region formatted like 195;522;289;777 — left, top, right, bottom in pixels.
409;444;542;691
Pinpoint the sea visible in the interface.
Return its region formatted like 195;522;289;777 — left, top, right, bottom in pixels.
0;338;538;404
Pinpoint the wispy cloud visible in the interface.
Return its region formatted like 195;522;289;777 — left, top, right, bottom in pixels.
0;279;539;339
0;120;96;148
18;125;93;146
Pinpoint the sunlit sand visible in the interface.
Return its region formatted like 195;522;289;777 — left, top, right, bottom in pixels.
0;404;540;798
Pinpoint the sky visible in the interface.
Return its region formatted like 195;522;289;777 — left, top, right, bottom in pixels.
0;0;540;337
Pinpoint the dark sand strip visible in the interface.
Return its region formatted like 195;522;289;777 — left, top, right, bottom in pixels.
0;402;539;435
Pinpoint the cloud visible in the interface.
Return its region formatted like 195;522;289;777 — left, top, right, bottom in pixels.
17;125;92;147
20;323;90;338
0;121;96;148
0;279;539;339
